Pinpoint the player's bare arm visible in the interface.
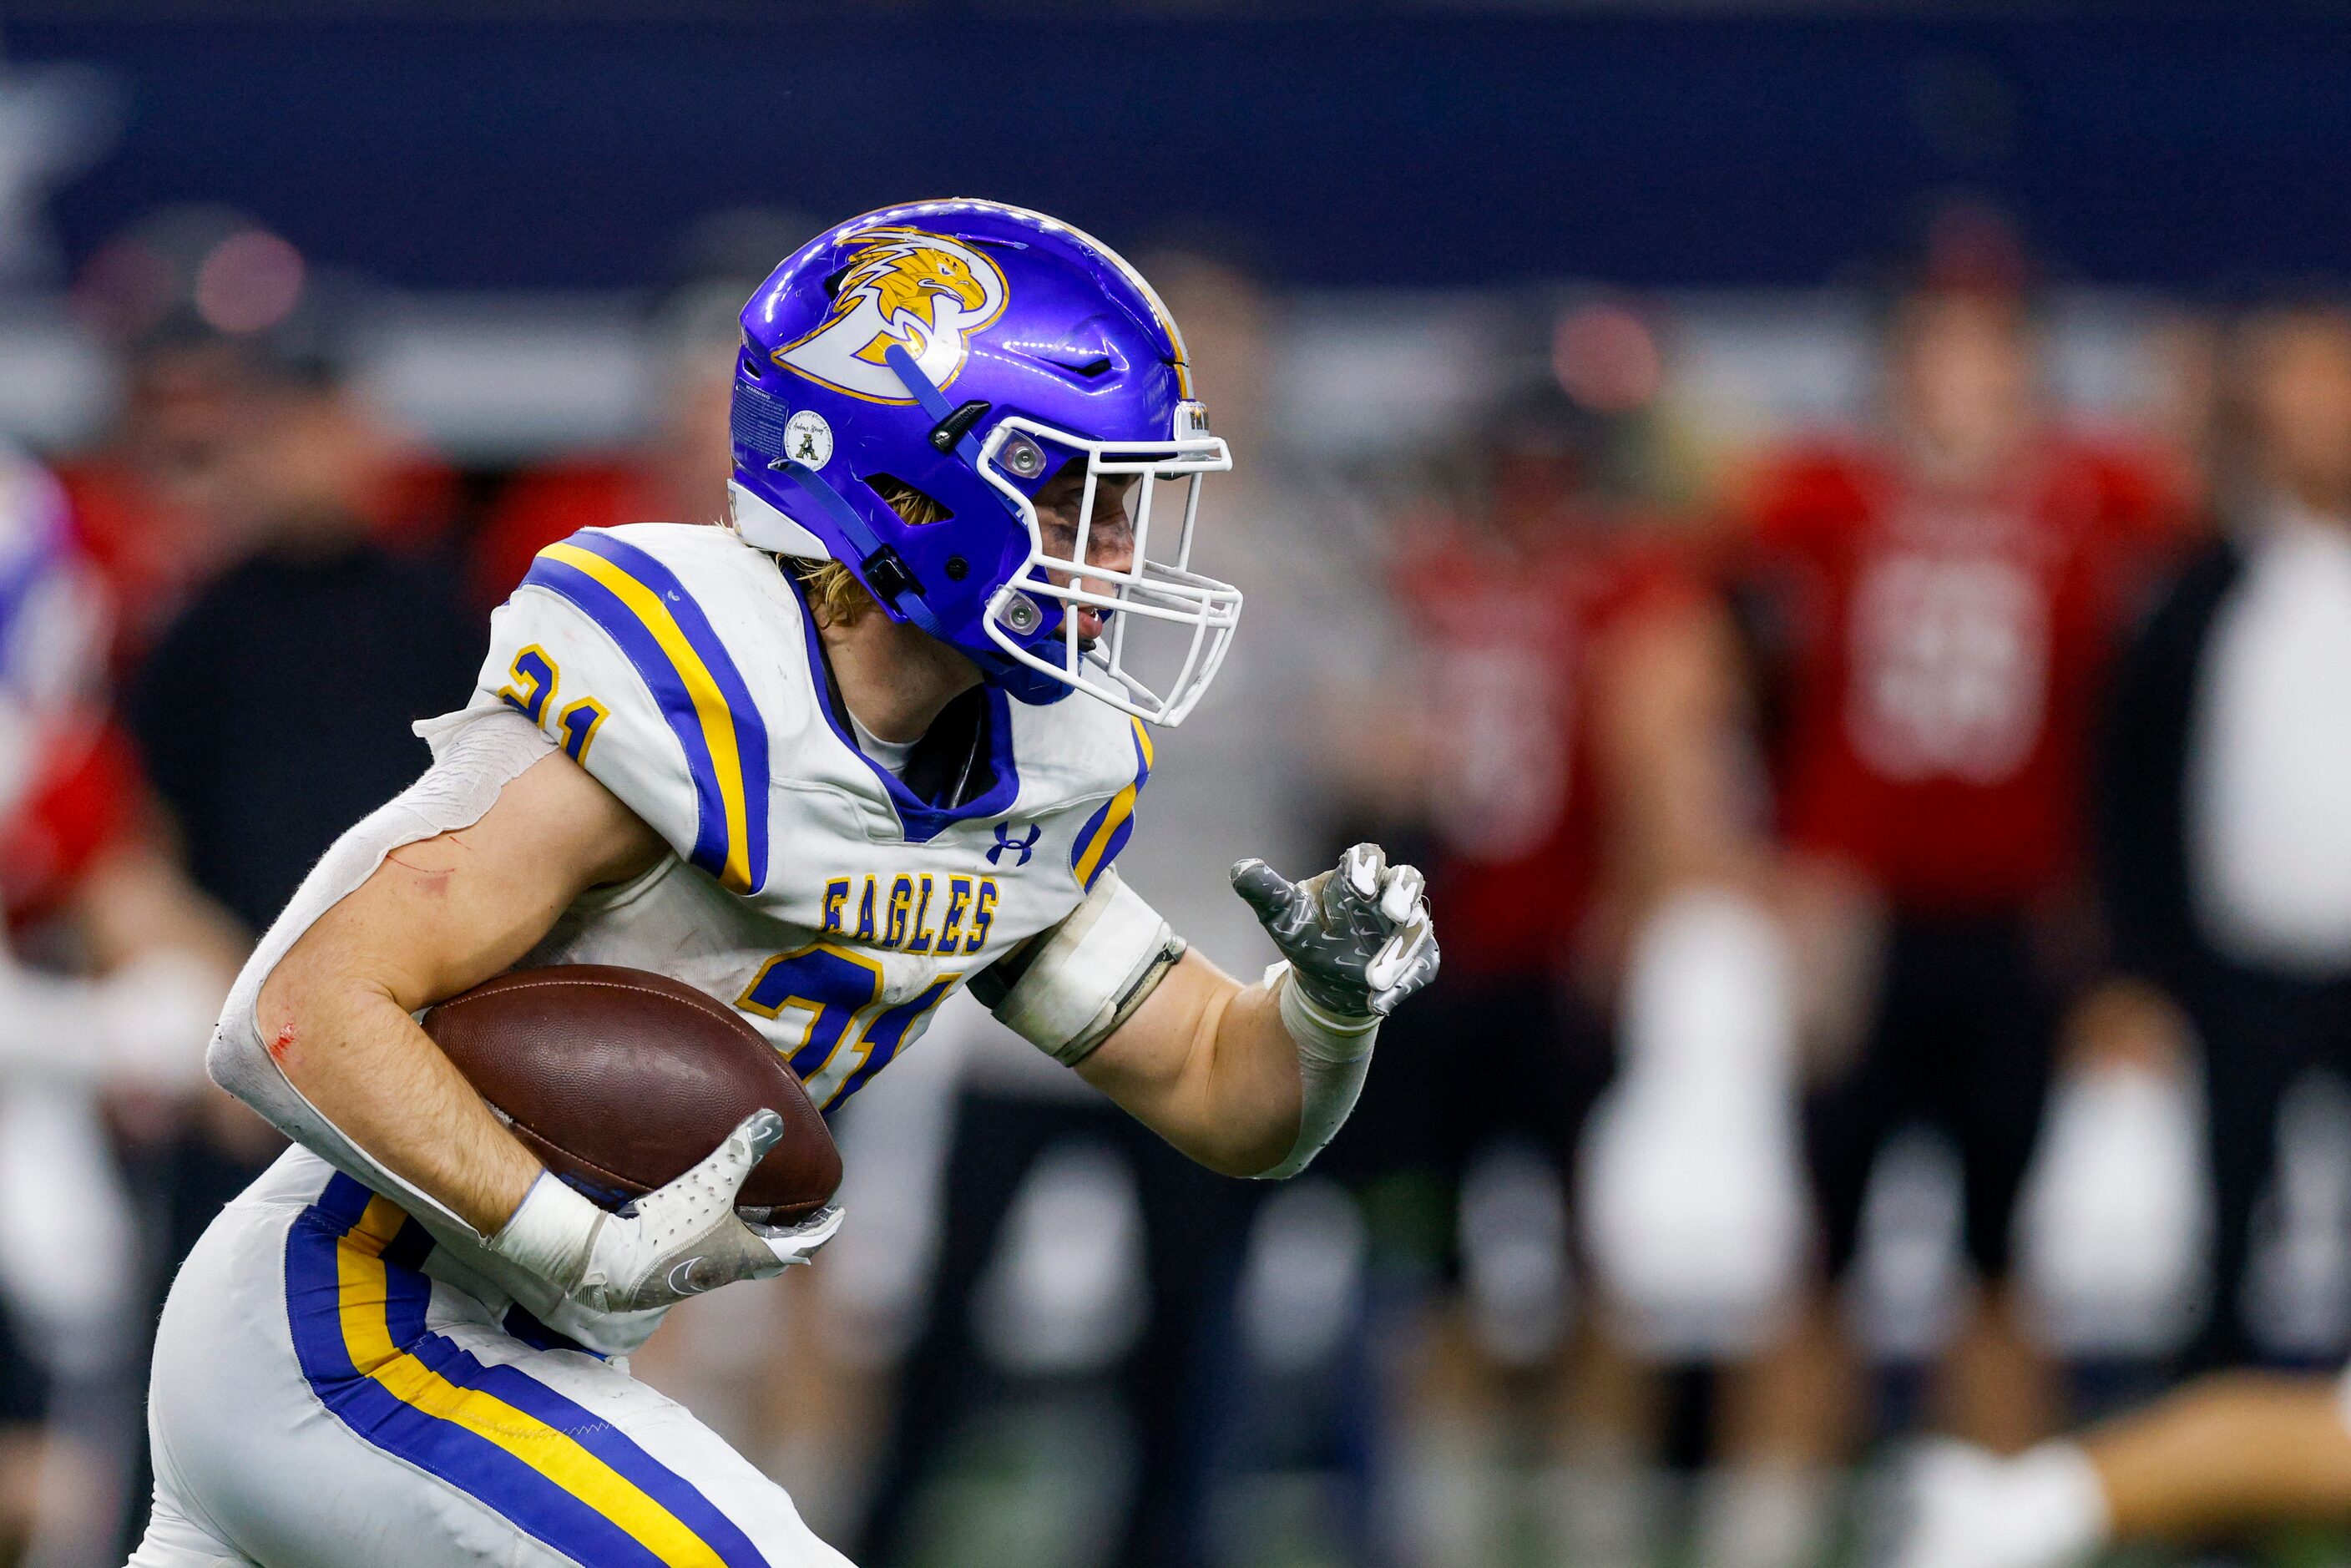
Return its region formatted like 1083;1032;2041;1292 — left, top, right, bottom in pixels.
255;749;661;1236
254;743;839;1327
1036;844;1437;1178
1074;953;1294;1176
1074;846;1436;1175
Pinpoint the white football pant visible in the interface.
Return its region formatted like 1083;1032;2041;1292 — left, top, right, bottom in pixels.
127;1151;852;1568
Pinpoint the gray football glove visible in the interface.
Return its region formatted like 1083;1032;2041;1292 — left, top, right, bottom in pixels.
1231;843;1439;1018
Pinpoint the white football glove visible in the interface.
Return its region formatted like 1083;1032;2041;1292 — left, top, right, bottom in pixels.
491;1110;842;1330
1881;1440;2109;1568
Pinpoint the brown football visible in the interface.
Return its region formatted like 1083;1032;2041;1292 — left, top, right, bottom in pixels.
422;964;840;1223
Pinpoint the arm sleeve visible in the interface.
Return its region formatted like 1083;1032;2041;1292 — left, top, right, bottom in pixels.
968;868;1186;1065
205;706;558;1238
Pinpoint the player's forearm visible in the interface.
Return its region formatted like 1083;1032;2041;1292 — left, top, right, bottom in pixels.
240;753;664;1237
2091;1372;2351;1535
1184;974;1304;1174
1079;957;1301;1177
259;966;541;1237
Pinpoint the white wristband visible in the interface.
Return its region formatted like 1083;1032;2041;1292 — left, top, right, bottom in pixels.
2006;1443;2111;1565
1273;960;1380;1060
488;1171;602;1292
1255;962;1380;1181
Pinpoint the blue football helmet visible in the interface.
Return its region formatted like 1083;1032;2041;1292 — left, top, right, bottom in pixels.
727;199;1241;726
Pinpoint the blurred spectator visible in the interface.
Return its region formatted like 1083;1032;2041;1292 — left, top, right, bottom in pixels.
0;444;240;1560
1345;303;1789;1568
56;206;458;669
97;215;481;933
1352;353;1683;1283
1728;241;2189;1500
2096;295;2351;1377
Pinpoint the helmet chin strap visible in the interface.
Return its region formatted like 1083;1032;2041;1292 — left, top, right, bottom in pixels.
872;347;1077;706
731;369;1071;703
882;344;990;468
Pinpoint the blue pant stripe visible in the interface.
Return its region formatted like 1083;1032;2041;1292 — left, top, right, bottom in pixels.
281;1183;768;1568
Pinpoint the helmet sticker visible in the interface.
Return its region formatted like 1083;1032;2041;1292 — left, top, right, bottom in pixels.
774;227;1009;405
783;409;835;468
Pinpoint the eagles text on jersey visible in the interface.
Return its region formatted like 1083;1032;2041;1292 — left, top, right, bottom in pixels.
463;522;1154;1113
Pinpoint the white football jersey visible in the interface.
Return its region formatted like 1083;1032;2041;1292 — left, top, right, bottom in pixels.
456;522;1155;1115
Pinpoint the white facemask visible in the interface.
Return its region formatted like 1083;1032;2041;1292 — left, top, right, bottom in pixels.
974;402;1242;727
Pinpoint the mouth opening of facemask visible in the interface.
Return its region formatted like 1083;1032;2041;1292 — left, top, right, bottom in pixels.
973;415;1242;726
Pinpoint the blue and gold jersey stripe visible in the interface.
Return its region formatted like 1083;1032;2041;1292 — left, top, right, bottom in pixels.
284;1176;770;1568
522;531;770;894
1070;718;1154;893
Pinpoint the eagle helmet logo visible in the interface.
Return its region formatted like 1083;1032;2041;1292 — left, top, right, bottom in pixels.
772;227;1009;404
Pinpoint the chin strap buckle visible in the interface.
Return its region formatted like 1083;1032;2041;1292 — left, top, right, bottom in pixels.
861;545;923;606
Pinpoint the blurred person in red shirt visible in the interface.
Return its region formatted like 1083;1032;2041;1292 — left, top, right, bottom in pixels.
1388;404;1687;995
1727;237;2190;1490
54;207;458;670
1352;305;1806;1565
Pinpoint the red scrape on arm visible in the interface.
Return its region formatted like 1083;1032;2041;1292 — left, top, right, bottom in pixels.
385;845;454;895
267;1022;296;1063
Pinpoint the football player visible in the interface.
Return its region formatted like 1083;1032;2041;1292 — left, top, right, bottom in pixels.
125;200;1438;1568
1347;341;1814;1567
1888;293;2351;1568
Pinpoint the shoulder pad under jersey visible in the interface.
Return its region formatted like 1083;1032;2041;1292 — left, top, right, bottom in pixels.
479;523;796;896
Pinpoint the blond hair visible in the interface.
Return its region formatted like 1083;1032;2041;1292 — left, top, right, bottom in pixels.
784;476;950;629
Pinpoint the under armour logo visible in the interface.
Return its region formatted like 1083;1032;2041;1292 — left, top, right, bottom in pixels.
988;822;1041;867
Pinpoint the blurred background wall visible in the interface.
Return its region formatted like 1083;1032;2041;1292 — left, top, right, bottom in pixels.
0;6;2329;458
